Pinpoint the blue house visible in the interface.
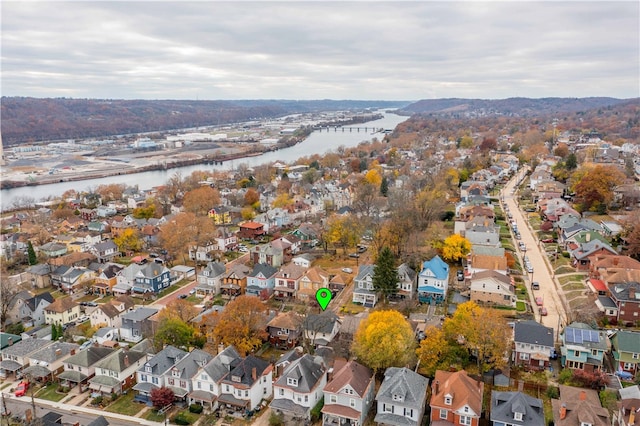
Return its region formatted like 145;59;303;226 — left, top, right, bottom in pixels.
418;255;449;304
132;263;171;294
246;263;278;300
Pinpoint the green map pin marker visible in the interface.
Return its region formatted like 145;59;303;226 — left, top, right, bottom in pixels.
316;288;332;311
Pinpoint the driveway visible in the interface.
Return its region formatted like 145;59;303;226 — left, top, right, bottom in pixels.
501;168;568;340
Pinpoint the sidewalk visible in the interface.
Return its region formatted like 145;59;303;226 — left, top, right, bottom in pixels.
7;393;162;425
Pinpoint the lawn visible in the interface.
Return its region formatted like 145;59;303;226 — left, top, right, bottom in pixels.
516;301;526;312
340;302;366;315
144;409;167;422
105;391;144;416
35;383;67;402
558;275;586;286
561;282;587;291
96;295;114;304
173;409;201;424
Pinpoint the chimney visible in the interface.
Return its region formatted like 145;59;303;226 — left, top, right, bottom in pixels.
7;337;12;346
218;343;225;355
579;390;587;400
434;380;439;395
560;403;567;420
614;257;620;266
55;348;62;358
630;407;636;425
70;349;76;355
252;367;257;381
586;233;591;242
124;354;129;367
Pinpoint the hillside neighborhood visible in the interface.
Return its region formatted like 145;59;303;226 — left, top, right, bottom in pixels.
2;105;640;426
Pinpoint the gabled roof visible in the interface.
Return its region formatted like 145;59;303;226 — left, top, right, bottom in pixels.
611;330;640;353
268;311;303;331
221;355;271;387
303;312;339;334
170;349;213;380
30;341;79;363
354;265;374;282
139;345;187;375
45;297;79;313
470;270;511;285
121;307;158;322
490;391;544;426
274;354;325;393
420;255;449;280
97;303;121;319
431;370;482;414
203;345;241;382
202;261;226;277
25;292;54;311
249;263;278;279
552;385;609;426
93;348;146;373
514;321;554;347
377;367;429;407
324;360;372;397
66;347;116;367
2;338;51;357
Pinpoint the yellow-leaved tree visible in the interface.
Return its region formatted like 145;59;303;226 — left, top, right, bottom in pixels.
213;295;268;356
352;310;415;373
415;325;449;376
439;234;471;263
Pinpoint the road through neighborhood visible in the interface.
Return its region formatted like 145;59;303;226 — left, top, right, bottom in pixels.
502;168;568;340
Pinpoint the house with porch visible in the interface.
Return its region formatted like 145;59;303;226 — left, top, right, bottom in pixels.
490;391;544;426
270;354;327;422
44;297;81;326
221;263;251;299
274;264;306;301
250;244;284;268
90;240;119;263
267;311;303;349
512;320;555;371
352;265;377;308
610;330;640;378
246;264;278;300
238;221;266;240
418;255;449;304
560;322;609;372
21;292;54;327
93;263;124;295
303;312;341;347
119;307;158;343
0;338;53;379
24;341;80;382
58;347;116;391
375;367;429;426
132;263;171;294
89;348;147;396
217;355;273;415
297;267;330;303
164;349;214;403
196;261;226;297
188;346;242;412
133;345;188;404
322;359;375;426
571;239;617;272
430;369;482;426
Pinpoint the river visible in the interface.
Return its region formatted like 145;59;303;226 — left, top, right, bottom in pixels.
1;111;408;211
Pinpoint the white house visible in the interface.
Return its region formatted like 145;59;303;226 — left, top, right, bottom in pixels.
217;355;273;414
188;346;241;411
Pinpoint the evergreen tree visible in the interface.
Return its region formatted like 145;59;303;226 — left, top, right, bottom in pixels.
51;323;58;341
372;246;398;303
380;176;389;197
27;241;37;265
56;324;64;340
566;153;578;170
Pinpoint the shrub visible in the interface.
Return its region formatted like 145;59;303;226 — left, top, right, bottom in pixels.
172;413;191;425
310;397;324;422
268;411;284;426
189;404;203;414
91;396;103;406
546;386;559;399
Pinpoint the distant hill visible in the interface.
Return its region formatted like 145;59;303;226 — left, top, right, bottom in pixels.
400;97;635;116
0;98;408;145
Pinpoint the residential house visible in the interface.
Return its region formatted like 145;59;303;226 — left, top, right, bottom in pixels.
600;282;640;325
44;297;81;326
238;221;266;240
418;255;450;304
188;346;242;411
571;239;617;271
246;264;278;300
189;241;218;263
267;311;303;349
297;267;330;303
90;240;119;263
395;263;417;300
274;264;306;301
39;242;68;258
290;223;321;248
322;359;375;426
560;322;609;371
196;261;227;296
24;341;80;381
469;270;516;307
214;227;238;252
0;338;53;378
5;291;32;326
208;206;233;225
375;367;429;426
131;263;171;294
0;333;21;351
490;391;544;426
133;345;188;404
250;244;284;268
613;396;640;426
611;330;640;378
25;264;52;288
551;385;609;426
218;355;273;415
464;221;501;248
329;274;348;293
58;347;116;391
270;354;327;422
113;262;143;294
352;265;377;307
221;263;251;299
94;327;120;345
89;303;124;329
303;312;341;348
292;254;314;268
22;292;55;327
589;254;640;281
512;320;555;371
430;369;482;426
93;263;124;295
164;349;214;402
119;307;158;343
467;252;508;277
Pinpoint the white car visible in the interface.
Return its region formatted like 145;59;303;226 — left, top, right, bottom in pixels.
341;267;353;274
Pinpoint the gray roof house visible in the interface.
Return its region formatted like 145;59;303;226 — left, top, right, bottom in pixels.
164;349;214;400
490;391;544;426
89;348;147;395
196;261;227;296
119;307;158;343
374;367;429;426
133;345;188;403
0;338;53;378
270;354;327;421
58;346;116;387
24;341;80;380
352;265;377;307
513;320;555;371
187;346;242;410
303;311;341;347
218;355;273;413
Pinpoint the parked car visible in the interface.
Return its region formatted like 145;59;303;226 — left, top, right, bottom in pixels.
519;242;527;252
348;253;360;258
539;307;548;316
535;296;543;306
15;381;29;397
189;289;196;295
541;238;555;243
527;265;534;273
341;267;353;274
457;270;464;281
178;294;188;299
532;281;540;290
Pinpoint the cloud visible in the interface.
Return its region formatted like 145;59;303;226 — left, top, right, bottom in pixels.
1;1;638;100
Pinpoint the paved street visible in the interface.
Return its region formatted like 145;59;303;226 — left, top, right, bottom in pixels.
502;168;568;339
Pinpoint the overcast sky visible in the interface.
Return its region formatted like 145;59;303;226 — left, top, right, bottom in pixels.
1;1;638;101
